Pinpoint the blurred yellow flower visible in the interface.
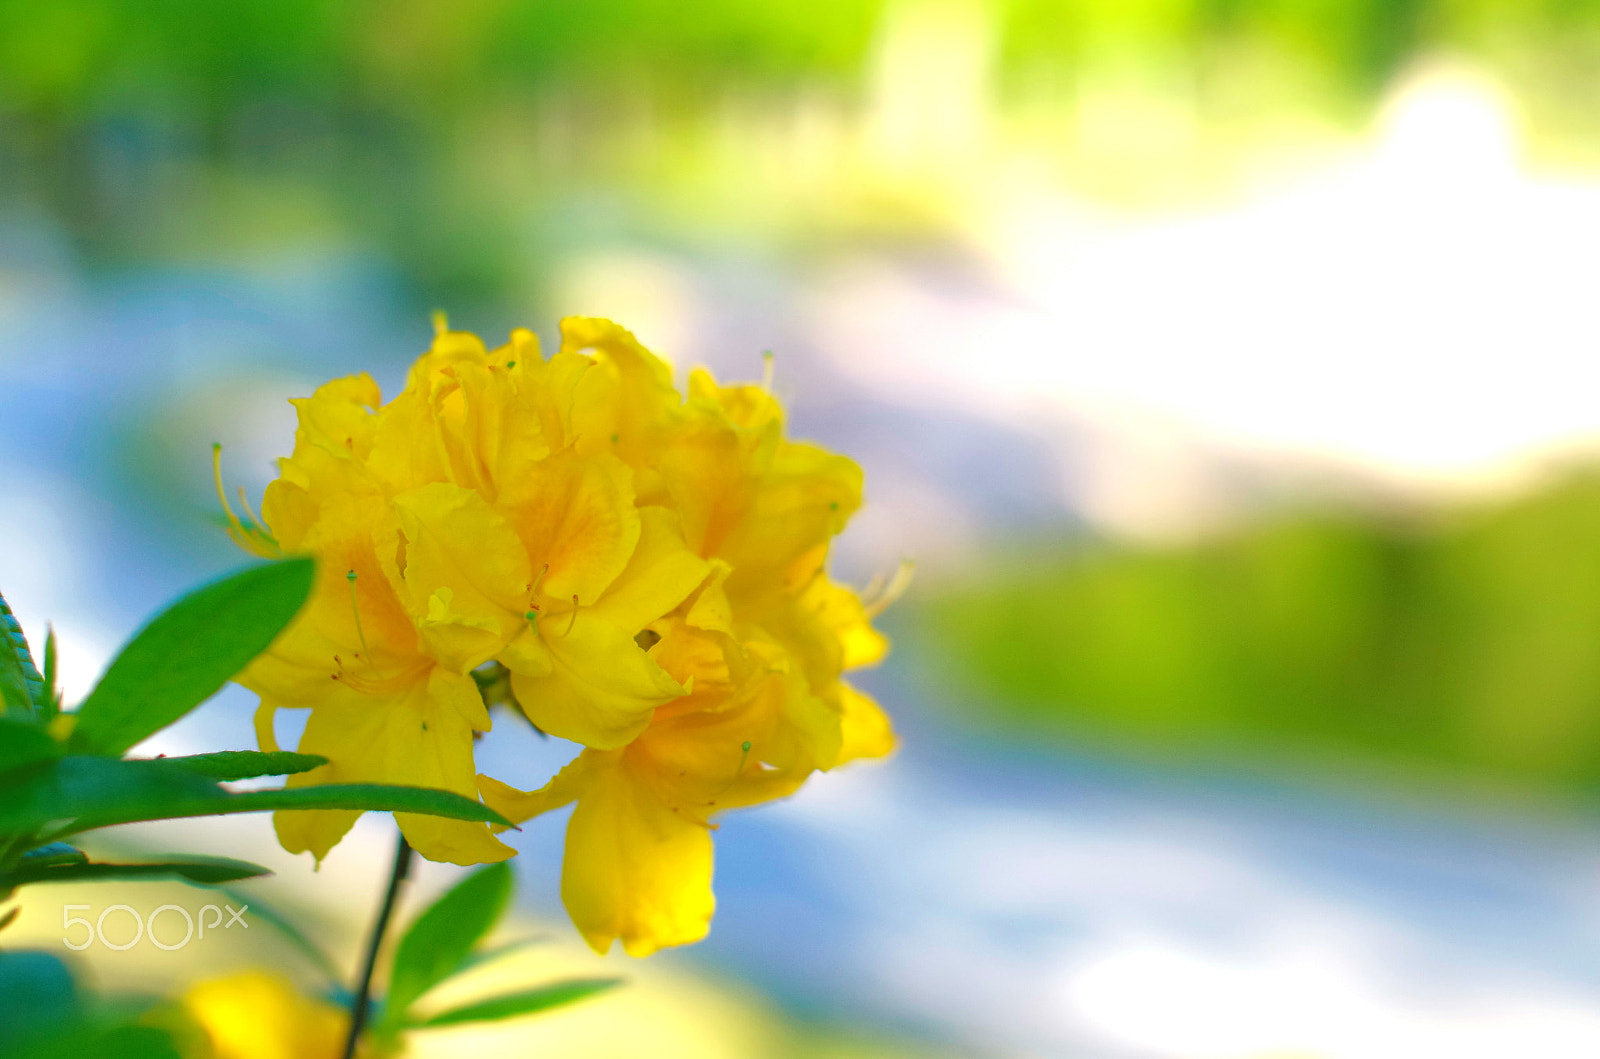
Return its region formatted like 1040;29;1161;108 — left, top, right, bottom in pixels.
233;316;897;952
175;971;352;1059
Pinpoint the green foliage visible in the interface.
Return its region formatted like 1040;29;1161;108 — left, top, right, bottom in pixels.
0;592;45;718
15;842;86;869
158;749;329;780
0;717;59;775
0;544;611;1050
9;0;1600;303
918;470;1600;792
0;852;270;888
69;559;315;756
365;861;617;1040
0;560;508;908
384;862;514;1022
414;979;620;1028
0;756;508;841
0;949;182;1059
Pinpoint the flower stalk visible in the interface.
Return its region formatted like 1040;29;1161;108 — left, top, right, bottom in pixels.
343;830;414;1059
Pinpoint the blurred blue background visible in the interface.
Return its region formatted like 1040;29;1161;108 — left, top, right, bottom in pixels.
10;2;1600;1056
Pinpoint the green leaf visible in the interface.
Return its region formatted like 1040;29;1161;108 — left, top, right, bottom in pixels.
205;785;511;826
0;590;44;718
0;757;510;840
414;979;620;1028
385;862;513;1023
40;627;60;721
157;750;329;781
18;843;87;869
70;559;315;756
0;716;61;776
0;854;270;888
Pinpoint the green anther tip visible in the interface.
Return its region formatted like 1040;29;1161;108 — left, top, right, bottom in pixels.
741;741;752;752
346;570;358;581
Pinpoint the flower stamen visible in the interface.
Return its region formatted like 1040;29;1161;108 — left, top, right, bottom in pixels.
212;443;279;558
862;559;915;619
347;570;377;671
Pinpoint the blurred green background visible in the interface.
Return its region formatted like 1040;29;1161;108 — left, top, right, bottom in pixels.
920;472;1600;794
11;0;1600;300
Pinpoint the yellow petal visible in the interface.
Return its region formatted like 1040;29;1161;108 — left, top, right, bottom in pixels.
478;749;608;826
367;379;455;493
562;317;680;467
274;668;510;865
384;482;531;673
588;506;711;634
560;753;715;957
396;673;512;866
646;619;739;715
687;368;784;437
835;682;897;765
499;449;640;607
720;442;863;600
258;478;317;553
289;373;383;458
507;611;683;749
655;402;748;558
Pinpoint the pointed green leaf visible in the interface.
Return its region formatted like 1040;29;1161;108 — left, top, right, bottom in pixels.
0;854;270;888
70;559;315;756
0;591;43;718
0;757;509;840
414;979;620;1028
157;750;329;781
39;627;60;721
385;862;513;1023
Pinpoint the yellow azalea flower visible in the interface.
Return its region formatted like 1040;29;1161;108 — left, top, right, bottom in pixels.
365;323;709;748
480;572;893;955
477;333;899;956
174;971;354;1059
230;314;897;935
234;320;715;866
240;379;512;865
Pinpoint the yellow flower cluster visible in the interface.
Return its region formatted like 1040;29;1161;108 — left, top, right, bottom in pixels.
234;317;896;955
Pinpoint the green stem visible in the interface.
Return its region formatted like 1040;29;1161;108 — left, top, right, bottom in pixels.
342;829;413;1059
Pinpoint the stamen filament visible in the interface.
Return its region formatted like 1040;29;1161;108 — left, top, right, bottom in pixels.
347;570;376;670
236;486;267;534
863;559;915;619
213;444;280;558
212;443;245;537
